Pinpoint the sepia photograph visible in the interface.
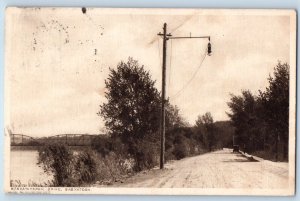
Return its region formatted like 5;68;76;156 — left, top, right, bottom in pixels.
4;7;296;195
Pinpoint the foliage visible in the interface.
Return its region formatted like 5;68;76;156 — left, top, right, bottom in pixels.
74;150;98;185
165;102;187;130
94;152;133;184
128;138;160;171
98;57;190;172
213;121;235;149
259;62;289;159
227;62;290;161
173;134;189;160
38;144;75;186
98;58;161;171
38;144;99;186
165;126;207;160
98;57;160;139
91;135;113;157
227;90;262;153
194;112;216;151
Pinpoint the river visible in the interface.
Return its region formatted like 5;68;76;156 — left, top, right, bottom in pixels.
10;150;53;186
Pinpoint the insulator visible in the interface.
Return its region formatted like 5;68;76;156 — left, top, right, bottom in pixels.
207;42;212;56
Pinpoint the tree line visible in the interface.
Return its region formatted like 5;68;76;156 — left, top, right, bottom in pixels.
227;62;289;161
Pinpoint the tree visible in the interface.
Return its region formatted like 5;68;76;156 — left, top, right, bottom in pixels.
165;102;187;130
259;62;289;160
227;90;261;153
195;112;216;151
227;62;290;161
99;57;189;169
99;57;160;140
99;58;163;171
214;121;235;149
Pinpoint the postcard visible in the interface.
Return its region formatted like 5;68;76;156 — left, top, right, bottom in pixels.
4;7;296;195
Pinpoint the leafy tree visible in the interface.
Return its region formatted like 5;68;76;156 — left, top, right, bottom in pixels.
195;112;216;151
259;62;289;160
98;57;160;140
165;102;187;130
227;62;290;161
227;90;262;153
98;58;163;171
214;121;235;149
99;57;206;169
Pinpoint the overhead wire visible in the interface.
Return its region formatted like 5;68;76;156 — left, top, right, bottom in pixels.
170;46;208;100
156;27;209;101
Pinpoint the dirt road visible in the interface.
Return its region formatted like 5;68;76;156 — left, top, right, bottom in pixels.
113;149;289;188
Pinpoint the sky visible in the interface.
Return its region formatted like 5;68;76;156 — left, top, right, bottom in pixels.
5;8;293;137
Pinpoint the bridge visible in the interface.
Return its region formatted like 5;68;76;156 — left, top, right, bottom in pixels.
10;134;36;146
40;134;99;146
10;134;101;146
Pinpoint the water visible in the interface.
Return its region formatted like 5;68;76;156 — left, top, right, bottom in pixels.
10;150;53;186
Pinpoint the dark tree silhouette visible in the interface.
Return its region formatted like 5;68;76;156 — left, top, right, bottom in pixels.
259;62;289;160
227;62;290;161
227;90;260;153
99;57;160;139
98;57;163;171
195;112;216;151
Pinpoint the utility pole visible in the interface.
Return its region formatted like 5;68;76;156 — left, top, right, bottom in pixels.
157;23;212;169
158;23;170;169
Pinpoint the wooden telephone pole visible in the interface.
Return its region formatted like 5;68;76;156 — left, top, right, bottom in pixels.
158;23;169;169
157;23;211;169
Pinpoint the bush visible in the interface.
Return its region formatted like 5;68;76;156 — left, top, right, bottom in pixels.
94;152;133;184
126;138;159;172
74;150;98;185
38;144;100;186
38;144;74;186
173;141;189;160
38;143;136;186
91;135;112;157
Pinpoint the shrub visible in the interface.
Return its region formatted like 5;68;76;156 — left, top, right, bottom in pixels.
91;135;112;157
38;144;75;186
94;152;133;184
74;150;98;185
125;138;159;172
38;143;137;186
38;144;100;186
173;142;189;160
